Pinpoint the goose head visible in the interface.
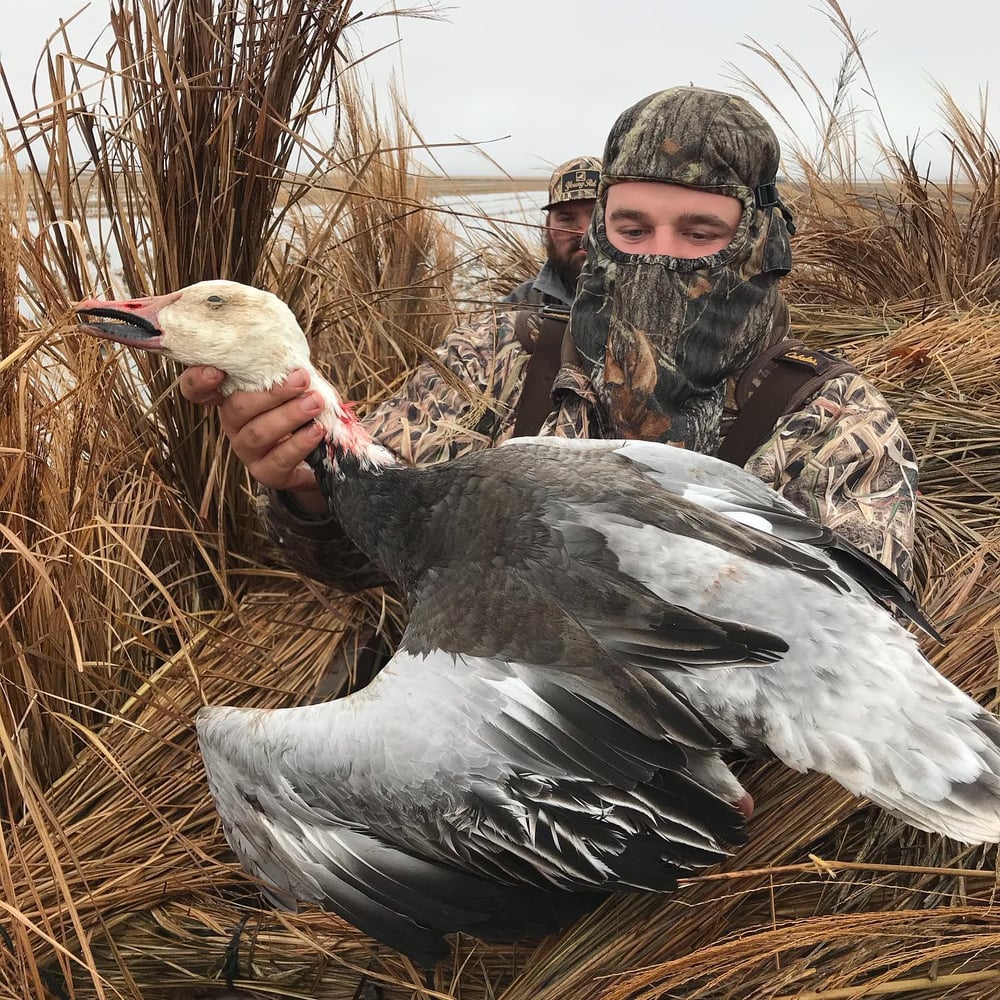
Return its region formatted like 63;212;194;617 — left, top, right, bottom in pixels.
76;279;395;476
76;279;315;394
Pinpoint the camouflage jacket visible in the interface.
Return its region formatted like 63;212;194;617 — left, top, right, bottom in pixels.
262;310;917;591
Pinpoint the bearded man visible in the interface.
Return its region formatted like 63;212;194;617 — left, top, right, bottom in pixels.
503;155;601;309
180;87;917;591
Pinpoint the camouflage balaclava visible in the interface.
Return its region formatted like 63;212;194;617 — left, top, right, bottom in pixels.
571;87;794;454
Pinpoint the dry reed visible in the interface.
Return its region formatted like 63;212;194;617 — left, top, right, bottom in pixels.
2;1;1000;999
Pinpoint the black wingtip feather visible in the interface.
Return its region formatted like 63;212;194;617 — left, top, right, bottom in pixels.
825;537;943;642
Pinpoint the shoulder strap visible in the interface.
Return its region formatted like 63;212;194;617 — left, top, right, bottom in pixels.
513;308;535;353
717;340;858;467
512;313;569;437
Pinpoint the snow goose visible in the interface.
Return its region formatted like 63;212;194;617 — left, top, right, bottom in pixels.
77;279;1000;966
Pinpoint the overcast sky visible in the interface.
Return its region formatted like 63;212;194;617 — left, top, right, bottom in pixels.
3;1;999;180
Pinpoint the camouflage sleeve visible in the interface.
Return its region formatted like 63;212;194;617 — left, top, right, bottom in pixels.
259;490;390;591
743;373;918;587
257;312;530;589
361;311;528;466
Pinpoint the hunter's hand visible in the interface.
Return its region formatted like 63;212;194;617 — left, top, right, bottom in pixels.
179;365;327;512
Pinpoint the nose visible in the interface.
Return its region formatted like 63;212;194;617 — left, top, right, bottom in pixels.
647;232;714;258
652;235;687;256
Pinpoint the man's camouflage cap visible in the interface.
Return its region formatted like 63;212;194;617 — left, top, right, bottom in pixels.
543;156;602;210
598;87;789;238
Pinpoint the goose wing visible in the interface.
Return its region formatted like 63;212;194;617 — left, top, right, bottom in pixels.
478;437;998;844
502;436;937;639
196;639;749;966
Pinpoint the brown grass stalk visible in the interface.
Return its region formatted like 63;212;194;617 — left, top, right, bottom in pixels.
4;1;1000;997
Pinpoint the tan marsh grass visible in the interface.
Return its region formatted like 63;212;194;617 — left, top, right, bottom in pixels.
2;1;1000;998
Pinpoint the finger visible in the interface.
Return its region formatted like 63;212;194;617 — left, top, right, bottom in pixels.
179;365;226;405
227;391;324;467
246;420;327;492
218;369;311;436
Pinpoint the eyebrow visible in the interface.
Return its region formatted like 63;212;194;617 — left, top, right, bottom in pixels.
677;211;737;231
606;207;650;224
606;207;736;231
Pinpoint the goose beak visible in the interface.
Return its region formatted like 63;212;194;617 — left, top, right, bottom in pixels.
76;290;183;350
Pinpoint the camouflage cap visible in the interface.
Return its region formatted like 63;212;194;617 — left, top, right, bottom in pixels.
543;156;602;210
600;87;781;202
